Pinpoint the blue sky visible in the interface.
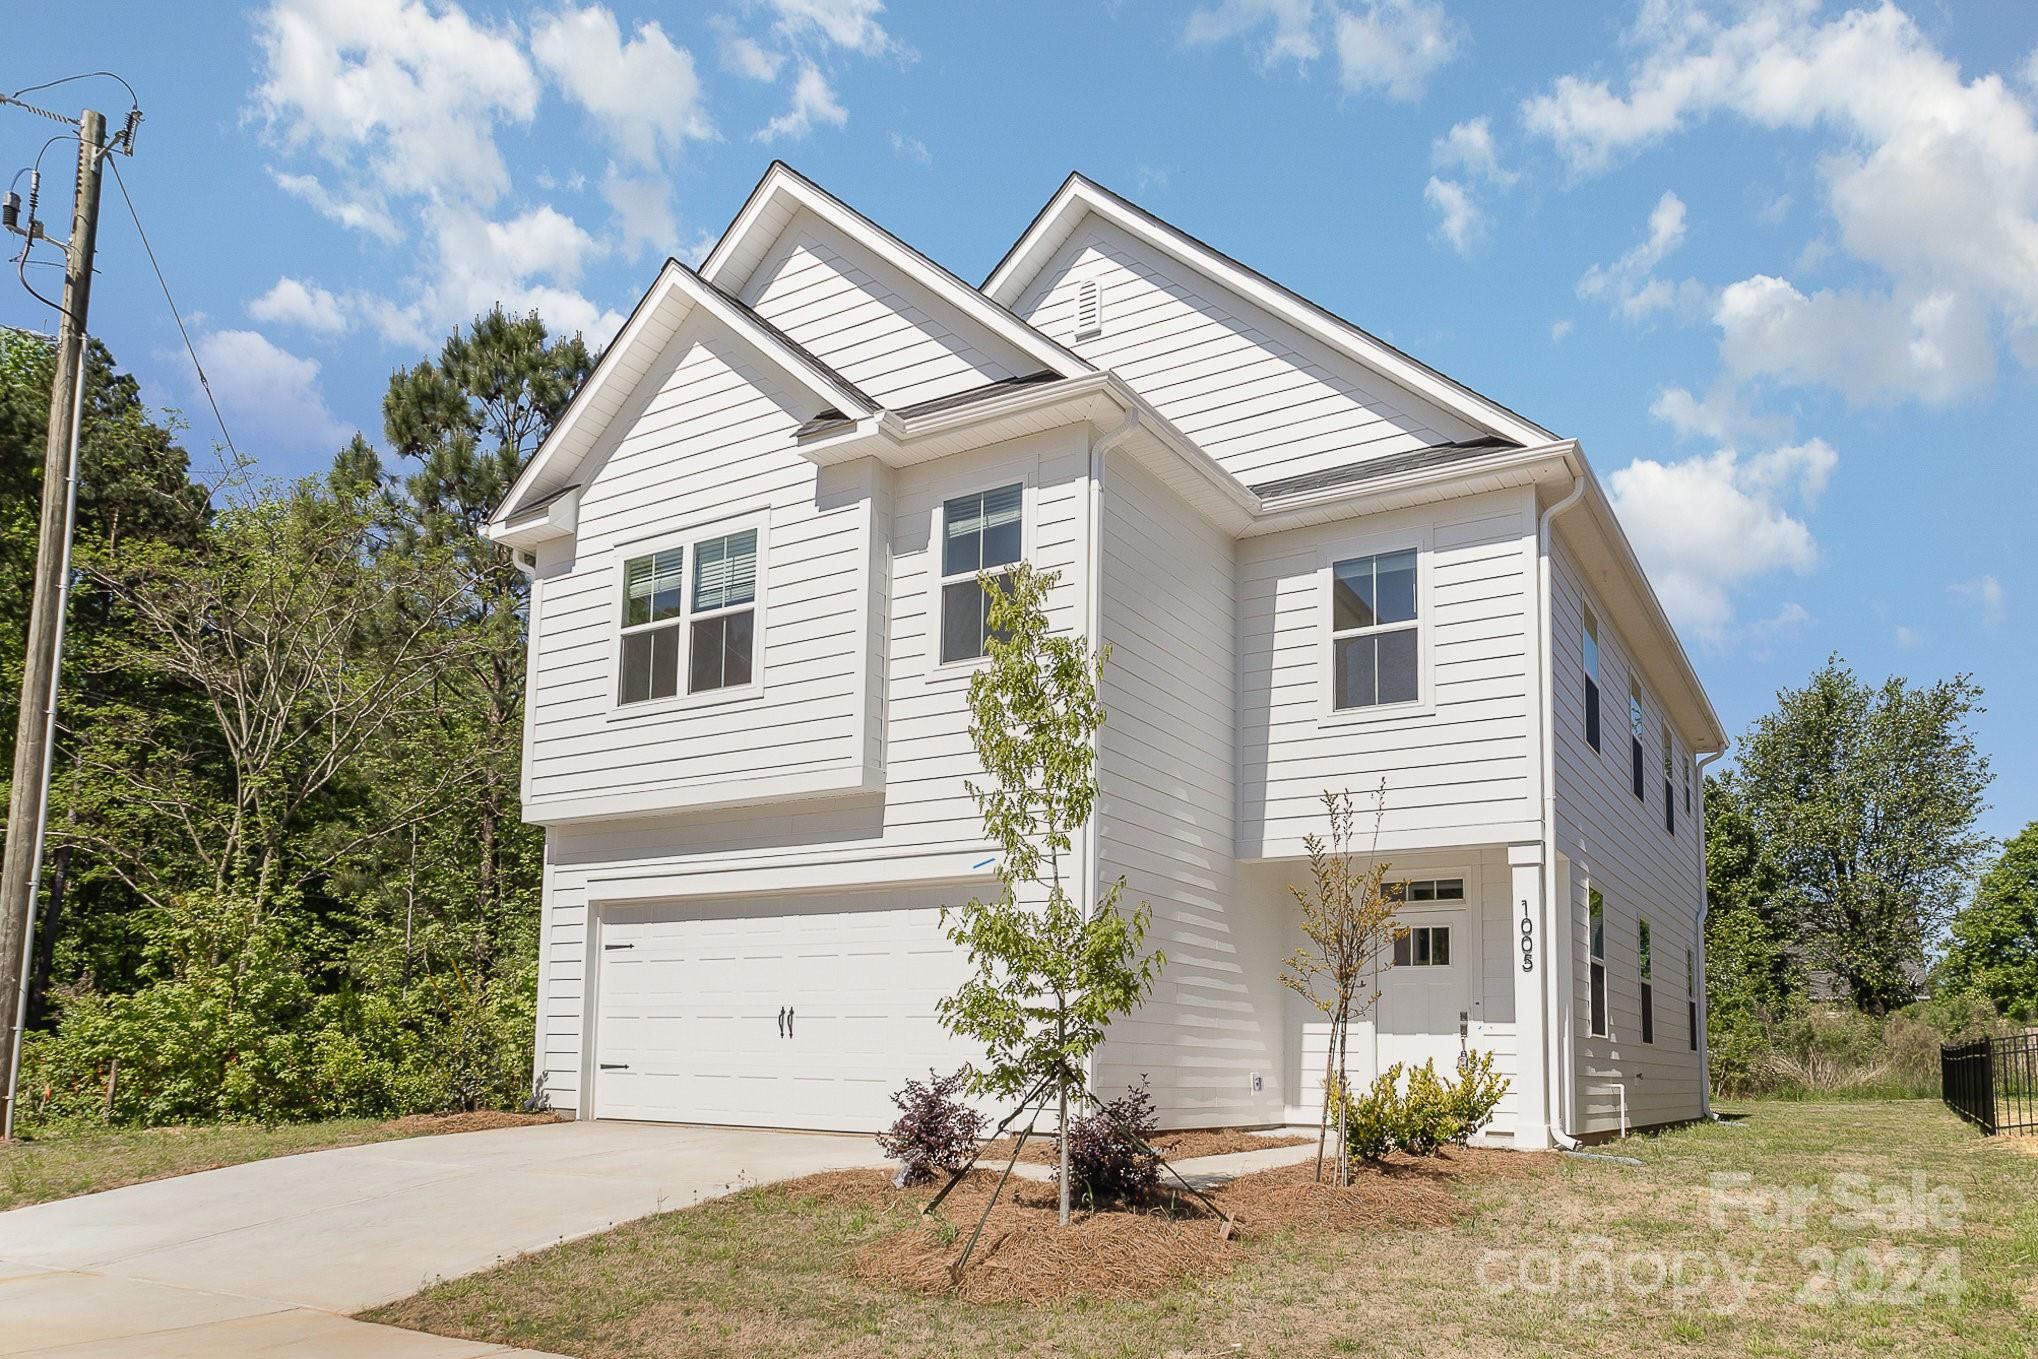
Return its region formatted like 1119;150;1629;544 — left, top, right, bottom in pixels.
7;1;2034;839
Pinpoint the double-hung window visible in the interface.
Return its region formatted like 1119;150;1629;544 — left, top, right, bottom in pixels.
688;529;758;693
1687;948;1699;1052
1330;548;1418;710
1629;676;1646;801
1588;889;1608;1038
619;547;686;704
1639;918;1655;1044
617;525;760;706
939;483;1022;665
1662;729;1676;836
1583;608;1601;751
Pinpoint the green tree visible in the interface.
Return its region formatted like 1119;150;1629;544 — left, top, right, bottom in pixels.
936;563;1162;1225
1732;657;1992;1014
1940;823;2038;1016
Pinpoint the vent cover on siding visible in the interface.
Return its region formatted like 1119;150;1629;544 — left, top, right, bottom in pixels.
1074;278;1103;337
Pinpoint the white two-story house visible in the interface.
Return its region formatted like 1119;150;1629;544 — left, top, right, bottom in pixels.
487;164;1727;1149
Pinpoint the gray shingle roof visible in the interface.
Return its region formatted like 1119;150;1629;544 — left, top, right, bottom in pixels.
1249;436;1521;500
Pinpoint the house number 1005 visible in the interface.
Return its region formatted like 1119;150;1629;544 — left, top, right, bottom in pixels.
1519;900;1535;972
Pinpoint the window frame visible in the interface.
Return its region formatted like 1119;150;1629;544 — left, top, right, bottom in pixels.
1687;947;1699;1052
1391;923;1454;968
1583;607;1601;752
607;511;770;718
929;475;1032;678
1629;675;1647;802
1317;529;1433;726
1662;727;1676;836
1588;887;1608;1039
1639;917;1655;1045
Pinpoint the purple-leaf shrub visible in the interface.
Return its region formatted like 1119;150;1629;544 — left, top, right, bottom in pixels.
877;1068;987;1187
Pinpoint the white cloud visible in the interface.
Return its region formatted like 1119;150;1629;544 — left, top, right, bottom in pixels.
252;0;538;207
531;6;712;167
367;203;625;350
720;30;786;81
1714;274;1995;405
270;170;398;242
1649;381;1788;445
889;131;930;163
1523;1;2038;404
1950;574;2006;627
1893;624;1921;649
1423;176;1480;254
756;64;848;142
602;167;677;261
1333;0;1459;101
192;328;354;456
1578;190;1701;321
1608;438;1838;640
1550;318;1574;342
765;0;897;56
1183;0;1321;67
248;277;349;336
1431;116;1515;184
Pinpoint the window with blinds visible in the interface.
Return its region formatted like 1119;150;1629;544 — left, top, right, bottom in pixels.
690;529;758;693
619;547;685;703
940;483;1023;664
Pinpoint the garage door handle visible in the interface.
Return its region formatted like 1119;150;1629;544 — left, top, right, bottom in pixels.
786;1007;794;1037
777;1006;786;1038
599;1062;629;1071
603;942;634;951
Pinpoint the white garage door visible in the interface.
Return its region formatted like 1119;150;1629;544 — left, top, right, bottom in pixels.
592;886;984;1131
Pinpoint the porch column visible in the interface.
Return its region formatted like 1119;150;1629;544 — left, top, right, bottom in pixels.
1508;842;1552;1149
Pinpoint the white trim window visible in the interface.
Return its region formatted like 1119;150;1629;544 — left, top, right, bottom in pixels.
688;528;759;693
1583;607;1601;751
618;546;686;704
1330;548;1419;710
616;523;762;707
939;482;1023;665
1687;947;1699;1052
1639;917;1655;1044
1386;878;1466;904
1629;675;1646;801
1662;728;1676;836
1588;888;1608;1038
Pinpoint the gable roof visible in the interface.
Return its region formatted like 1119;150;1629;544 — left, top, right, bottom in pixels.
700;161;1094;383
982;173;1556;449
488;258;878;532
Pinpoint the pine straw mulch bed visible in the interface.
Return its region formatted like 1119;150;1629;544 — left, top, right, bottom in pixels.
798;1144;1543;1305
976;1125;1311;1166
378;1110;566;1135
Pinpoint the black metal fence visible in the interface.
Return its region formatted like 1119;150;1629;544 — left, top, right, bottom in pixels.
1942;1033;2038;1136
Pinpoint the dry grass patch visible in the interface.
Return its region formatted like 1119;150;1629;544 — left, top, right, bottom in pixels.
378;1110;563;1136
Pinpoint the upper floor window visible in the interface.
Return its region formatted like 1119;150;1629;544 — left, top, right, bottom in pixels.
1392;924;1452;967
1639;918;1655;1044
618;524;761;707
1687;947;1699;1052
1583;608;1601;751
1588;889;1608;1038
1330;548;1418;710
1629;676;1646;801
1684;757;1694;815
940;483;1022;664
1662;728;1676;836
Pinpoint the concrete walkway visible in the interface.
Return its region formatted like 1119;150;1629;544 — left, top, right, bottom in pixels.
0;1121;889;1357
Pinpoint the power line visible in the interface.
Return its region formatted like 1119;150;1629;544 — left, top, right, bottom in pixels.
102;152;243;470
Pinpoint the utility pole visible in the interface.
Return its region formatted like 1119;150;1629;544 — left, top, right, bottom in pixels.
1;107;107;1140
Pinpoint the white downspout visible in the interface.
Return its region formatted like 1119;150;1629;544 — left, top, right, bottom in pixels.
1695;746;1727;1119
1537;474;1588;1150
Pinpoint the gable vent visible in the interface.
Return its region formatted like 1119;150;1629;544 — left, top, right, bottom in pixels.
1074;278;1103;337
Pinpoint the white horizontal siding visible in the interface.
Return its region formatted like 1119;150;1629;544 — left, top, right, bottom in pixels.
1549;542;1705;1132
742;212;1028;408
1012;217;1485;488
1237;489;1539;856
1091;454;1285;1129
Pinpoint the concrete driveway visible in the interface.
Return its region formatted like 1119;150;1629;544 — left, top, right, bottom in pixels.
0;1121;889;1356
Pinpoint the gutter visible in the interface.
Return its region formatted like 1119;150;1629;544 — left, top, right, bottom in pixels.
1536;472;1589;1150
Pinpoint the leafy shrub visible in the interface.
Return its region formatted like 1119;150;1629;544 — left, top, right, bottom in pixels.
1334;1052;1510;1164
1061;1079;1162;1206
877;1069;987;1187
1442;1050;1508;1144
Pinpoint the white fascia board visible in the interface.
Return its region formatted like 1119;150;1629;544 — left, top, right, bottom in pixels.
524;759;882;826
489;261;873;527
484;485;579;549
701;163;1094;381
985;177;1554;448
1245;441;1581;532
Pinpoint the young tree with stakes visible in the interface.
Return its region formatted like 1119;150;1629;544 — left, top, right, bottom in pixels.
937;562;1163;1226
1283;785;1397;1184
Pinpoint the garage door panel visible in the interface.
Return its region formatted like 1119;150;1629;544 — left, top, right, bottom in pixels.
592;885;983;1132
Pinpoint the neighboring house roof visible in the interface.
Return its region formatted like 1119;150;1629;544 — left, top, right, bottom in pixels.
489;258;879;530
700;161;1095;384
981;172;1556;450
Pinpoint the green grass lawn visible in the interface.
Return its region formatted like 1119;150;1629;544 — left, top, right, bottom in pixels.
368;1100;2038;1359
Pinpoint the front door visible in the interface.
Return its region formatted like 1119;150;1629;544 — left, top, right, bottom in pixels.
1375;906;1470;1076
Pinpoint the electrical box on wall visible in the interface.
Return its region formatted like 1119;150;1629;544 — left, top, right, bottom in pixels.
1250;1071;1264;1094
